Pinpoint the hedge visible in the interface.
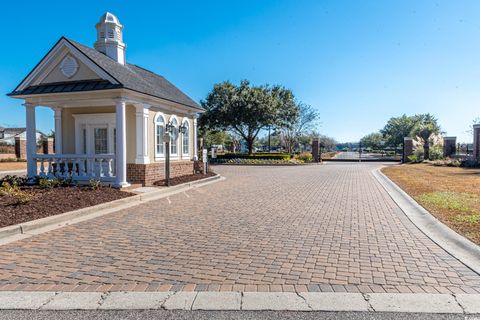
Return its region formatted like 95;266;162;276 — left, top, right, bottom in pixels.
213;153;292;160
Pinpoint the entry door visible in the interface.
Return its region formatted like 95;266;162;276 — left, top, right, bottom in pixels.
85;125;116;155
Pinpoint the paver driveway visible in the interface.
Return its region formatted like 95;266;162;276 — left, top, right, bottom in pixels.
0;164;479;294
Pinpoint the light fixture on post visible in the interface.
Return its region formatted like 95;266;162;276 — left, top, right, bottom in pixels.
165;121;175;133
179;123;187;134
163;121;174;187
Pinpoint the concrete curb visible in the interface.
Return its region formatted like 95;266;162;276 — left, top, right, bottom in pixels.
373;168;480;275
0;174;224;244
0;291;477;313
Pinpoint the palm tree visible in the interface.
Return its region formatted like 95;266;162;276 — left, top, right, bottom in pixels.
411;114;441;160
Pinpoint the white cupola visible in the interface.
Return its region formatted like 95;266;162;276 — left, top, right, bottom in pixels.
94;12;126;65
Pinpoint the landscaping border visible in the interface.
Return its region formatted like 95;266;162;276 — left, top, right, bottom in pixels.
0;174;224;244
373;168;480;275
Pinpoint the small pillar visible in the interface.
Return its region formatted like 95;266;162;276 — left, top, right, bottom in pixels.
312;138;320;162
42;137;54;154
403;137;413;163
443;137;456;158
14;137;27;160
474;124;480;160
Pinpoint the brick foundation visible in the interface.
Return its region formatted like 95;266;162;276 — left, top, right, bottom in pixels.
194;160;206;174
127;161;195;186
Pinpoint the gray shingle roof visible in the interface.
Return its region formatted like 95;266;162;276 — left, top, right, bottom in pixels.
0;128;26;134
9;37;203;110
9;80;121;96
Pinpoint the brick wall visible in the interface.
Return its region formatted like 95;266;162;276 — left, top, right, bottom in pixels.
14;137;27;160
42;138;54;154
127;161;194;186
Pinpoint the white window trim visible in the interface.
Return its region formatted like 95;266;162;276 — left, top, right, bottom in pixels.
169;115;179;160
181;118;190;159
73;113;116;155
154;112;166;160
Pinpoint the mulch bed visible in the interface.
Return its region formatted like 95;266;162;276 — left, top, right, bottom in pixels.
154;172;216;186
0;186;133;229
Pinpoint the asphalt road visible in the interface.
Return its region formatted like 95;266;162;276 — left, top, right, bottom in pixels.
0;310;477;320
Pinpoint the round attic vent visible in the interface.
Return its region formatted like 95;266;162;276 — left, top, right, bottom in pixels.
60;55;79;78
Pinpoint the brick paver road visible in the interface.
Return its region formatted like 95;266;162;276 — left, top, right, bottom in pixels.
0;164;479;294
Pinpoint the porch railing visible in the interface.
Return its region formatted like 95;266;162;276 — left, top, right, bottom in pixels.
33;154;116;182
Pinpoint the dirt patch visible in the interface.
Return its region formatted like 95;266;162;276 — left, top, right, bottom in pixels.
0;186;133;228
154;172;216;186
382;163;480;245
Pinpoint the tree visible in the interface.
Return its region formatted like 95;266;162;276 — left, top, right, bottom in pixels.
318;134;337;150
199;80;298;154
360;132;384;150
466;117;480;135
200;130;230;146
380;114;419;149
411;113;442;160
280;103;320;153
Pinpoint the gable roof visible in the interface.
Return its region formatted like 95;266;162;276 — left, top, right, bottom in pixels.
9;37;203;111
0;127;26;134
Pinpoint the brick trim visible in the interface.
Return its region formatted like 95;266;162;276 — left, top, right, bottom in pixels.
127;161;194;186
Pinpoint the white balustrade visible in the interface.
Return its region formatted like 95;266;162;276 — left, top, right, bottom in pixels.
33;154;116;182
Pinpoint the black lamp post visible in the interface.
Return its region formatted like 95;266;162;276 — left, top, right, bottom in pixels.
163;122;188;186
164;122;176;187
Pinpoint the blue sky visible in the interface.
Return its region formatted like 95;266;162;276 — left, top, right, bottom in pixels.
1;0;480;142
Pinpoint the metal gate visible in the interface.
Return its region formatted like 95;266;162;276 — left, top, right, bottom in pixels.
328;150;401;162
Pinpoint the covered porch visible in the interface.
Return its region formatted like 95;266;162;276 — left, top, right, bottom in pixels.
22;92;149;188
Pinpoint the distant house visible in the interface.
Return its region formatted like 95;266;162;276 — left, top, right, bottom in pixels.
0;127;43;145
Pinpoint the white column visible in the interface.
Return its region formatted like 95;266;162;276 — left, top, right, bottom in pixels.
54;107;62;154
134;103;150;164
115;99;130;187
25;103;37;178
193;115;198;160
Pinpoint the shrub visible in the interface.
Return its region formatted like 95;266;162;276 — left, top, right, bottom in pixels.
36;177;61;189
212;158;303;165
0;175;27;187
214;153;291;161
0;182;18;197
294;152;313;162
413;147;424;160
431;158;462;167
0;158;26;162
0;182;36;205
408;154;422;163
60;177;75;187
13;189;36;205
461;160;480;168
428;146;444;161
88;179;101;190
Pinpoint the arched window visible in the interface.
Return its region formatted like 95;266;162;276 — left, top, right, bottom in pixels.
154;113;165;158
170;117;179;156
182;119;190;157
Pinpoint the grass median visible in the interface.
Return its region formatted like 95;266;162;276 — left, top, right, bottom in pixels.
382;163;480;245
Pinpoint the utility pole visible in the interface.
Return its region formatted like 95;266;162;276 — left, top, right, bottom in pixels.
268;126;271;152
